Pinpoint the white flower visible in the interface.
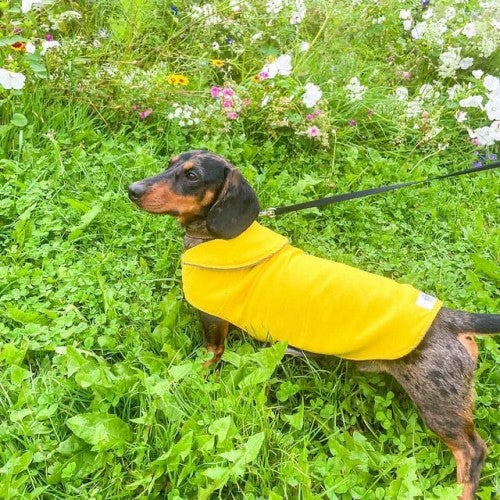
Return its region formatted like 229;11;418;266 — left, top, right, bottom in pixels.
290;0;306;25
302;82;322;108
447;84;462;99
438;47;461;77
266;0;283;15
419;83;438;101
462;23;476;38
403;19;413;31
25;42;36;54
444;7;456;20
261;95;271;107
411;22;427;39
490;121;500;141
261;54;293;79
399;9;412;20
299;41;310;52
21;0;47;13
373;16;385;24
212;41;220;51
472;70;484;79
468;126;495;146
345;77;366;101
0;68;26;90
455;110;467;122
459;57;473;70
459;95;483;108
251;32;263;42
483;75;499;92
485;99;500;121
41;40;60;55
406;99;422;118
395;87;409;100
422;8;434;20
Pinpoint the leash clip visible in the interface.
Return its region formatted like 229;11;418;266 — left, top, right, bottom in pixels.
259;207;276;218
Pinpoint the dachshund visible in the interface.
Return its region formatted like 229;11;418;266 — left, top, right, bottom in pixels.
129;150;499;499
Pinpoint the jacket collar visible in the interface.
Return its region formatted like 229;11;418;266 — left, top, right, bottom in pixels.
181;222;288;270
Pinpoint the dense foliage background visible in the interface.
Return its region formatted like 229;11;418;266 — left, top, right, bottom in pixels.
0;0;498;498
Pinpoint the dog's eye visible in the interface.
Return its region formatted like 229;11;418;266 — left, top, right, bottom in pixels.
185;170;198;181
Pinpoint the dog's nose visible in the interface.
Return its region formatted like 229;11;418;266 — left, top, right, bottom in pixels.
128;181;147;199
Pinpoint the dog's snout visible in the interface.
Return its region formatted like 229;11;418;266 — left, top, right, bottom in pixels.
128;181;147;199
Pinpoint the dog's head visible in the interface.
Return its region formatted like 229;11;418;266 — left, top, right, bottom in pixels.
128;150;260;239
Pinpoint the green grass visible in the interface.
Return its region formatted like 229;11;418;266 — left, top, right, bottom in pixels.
0;0;498;498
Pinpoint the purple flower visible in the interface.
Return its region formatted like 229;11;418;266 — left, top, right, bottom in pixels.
473;150;479;155
226;111;238;120
473;161;483;168
489;153;497;160
222;87;234;97
226;37;234;44
210;86;221;98
349;119;357;127
480;154;486;160
314;109;322;116
306;114;314;121
138;108;153;120
45;34;53;41
421;0;430;6
171;5;178;15
222;99;232;108
258;71;270;80
307;126;320;137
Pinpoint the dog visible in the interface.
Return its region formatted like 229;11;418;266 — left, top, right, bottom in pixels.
129;150;499;499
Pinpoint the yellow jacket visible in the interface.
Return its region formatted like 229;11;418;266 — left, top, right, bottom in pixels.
181;222;442;360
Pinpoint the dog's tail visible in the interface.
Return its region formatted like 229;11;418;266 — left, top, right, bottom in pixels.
441;308;500;335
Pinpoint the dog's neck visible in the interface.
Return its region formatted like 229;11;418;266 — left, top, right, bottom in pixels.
183;219;214;250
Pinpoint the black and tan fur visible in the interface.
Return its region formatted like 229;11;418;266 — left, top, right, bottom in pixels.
129;150;499;499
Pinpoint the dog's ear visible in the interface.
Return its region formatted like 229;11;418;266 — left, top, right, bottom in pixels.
206;168;260;239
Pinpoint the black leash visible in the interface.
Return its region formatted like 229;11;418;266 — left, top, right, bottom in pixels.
259;160;500;218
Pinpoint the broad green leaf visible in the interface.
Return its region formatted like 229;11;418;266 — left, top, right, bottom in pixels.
5;307;50;325
282;402;304;430
0;343;27;365
65;346;87;377
10;365;31;386
472;255;500;281
0;451;32;475
208;416;232;443
68;204;102;240
11;113;28;127
67;413;131;450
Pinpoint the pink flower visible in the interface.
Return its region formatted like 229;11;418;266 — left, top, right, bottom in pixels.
402;71;411;79
226;111;238;120
211;86;221;98
131;104;139;110
314;109;322;116
222;99;232;108
138;108;153;120
258;71;270;80
307;126;320;137
306;114;314;121
222;87;234;97
471;138;480;146
45;34;53;41
349;119;357;126
242;98;251;107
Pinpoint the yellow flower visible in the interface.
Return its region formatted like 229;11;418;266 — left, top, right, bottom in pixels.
11;42;26;52
167;74;178;85
211;59;225;68
268;56;276;63
167;74;189;86
251;75;260;83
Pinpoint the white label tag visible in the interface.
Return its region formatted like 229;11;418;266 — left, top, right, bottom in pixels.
416;292;437;310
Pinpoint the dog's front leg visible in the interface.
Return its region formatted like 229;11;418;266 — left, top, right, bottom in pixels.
199;311;228;367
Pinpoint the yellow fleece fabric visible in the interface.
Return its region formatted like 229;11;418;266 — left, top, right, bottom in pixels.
181;222;442;360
